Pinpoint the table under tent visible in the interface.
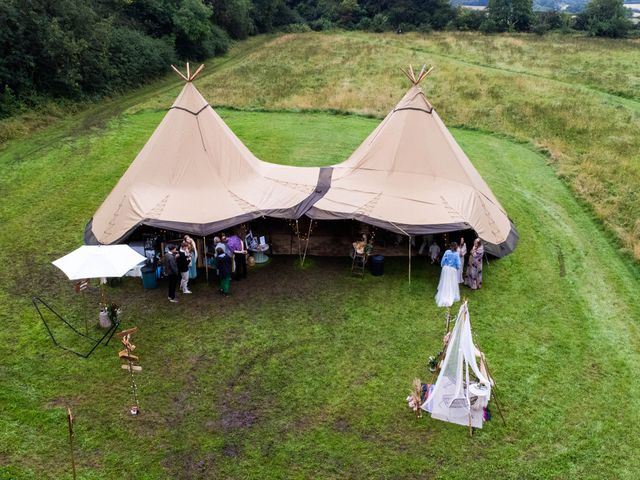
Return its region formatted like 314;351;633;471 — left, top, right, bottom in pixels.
84;64;518;279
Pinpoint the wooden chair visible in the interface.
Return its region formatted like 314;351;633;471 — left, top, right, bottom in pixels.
351;243;373;278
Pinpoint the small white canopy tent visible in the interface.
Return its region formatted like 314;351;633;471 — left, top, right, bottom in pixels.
421;301;493;429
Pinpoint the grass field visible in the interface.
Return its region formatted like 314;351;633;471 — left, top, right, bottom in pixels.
1;32;640;479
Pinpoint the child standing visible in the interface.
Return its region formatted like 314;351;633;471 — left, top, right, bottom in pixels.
216;247;232;296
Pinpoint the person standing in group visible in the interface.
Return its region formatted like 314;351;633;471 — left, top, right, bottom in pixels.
435;242;461;308
177;241;192;294
227;232;247;280
184;235;198;280
164;244;179;303
428;240;441;264
465;238;484;290
217;233;232;256
457;237;467;284
216;247;233;296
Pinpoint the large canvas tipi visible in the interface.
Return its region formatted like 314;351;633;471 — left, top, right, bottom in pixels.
307;66;518;257
85;65;323;245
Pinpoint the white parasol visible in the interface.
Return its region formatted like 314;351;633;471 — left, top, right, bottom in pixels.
52;245;147;280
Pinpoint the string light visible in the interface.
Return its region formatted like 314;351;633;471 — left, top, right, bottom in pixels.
288;219;315;241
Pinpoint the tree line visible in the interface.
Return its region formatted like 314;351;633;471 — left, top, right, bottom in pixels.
0;0;637;117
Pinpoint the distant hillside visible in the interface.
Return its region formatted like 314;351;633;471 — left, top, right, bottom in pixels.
451;0;590;12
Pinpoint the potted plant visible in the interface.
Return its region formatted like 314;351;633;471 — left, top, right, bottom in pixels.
428;354;440;372
99;303;121;329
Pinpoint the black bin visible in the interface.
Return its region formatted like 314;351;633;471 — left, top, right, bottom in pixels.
370;255;384;276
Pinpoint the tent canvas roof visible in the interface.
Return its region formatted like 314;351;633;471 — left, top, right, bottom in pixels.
85;82;322;244
307;84;518;256
86;67;517;258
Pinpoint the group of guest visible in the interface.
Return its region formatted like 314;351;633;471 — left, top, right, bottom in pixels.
207;231;248;297
435;236;484;308
163;235;198;303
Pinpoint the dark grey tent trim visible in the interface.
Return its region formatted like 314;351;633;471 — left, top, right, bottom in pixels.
169;104;209;116
84;167;335;245
305;207;471;235
483;220;519;258
305;208;519;258
288;167;333;219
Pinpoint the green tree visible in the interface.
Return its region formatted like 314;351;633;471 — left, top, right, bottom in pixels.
486;0;532;31
575;0;632;37
208;0;255;39
173;0;214;58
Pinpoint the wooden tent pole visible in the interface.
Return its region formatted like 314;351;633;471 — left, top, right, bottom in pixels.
186;62;190;81
481;356;506;427
190;64;205;81
170;65;189;82
301;220;313;267
408;235;412;284
474;336;507;427
203;236;208;284
295;220;302;264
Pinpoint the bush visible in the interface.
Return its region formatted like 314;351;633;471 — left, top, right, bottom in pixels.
531;10;566;34
417;22;434;33
108;27;177;91
455;8;486;31
479;17;501;33
310;17;335;31
370;13;390;32
281;22;312;33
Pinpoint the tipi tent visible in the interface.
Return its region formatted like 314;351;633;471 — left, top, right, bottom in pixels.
421;301;493;429
85;65;323;245
307;66;518;257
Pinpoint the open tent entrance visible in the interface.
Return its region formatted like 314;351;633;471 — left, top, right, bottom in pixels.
122;219;479;282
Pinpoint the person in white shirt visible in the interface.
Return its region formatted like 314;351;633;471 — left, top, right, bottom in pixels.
428;241;441;264
457;237;467;283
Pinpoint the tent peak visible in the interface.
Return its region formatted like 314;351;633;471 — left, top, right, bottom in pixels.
401;64;434;86
171;63;205;83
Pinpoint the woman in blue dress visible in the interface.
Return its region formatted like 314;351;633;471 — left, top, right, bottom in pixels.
435;242;461;307
184;235;198;280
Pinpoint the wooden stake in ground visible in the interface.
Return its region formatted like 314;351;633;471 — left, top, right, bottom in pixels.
67;407;77;480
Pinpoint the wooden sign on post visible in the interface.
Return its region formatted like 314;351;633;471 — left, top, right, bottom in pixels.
116;327;141;415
